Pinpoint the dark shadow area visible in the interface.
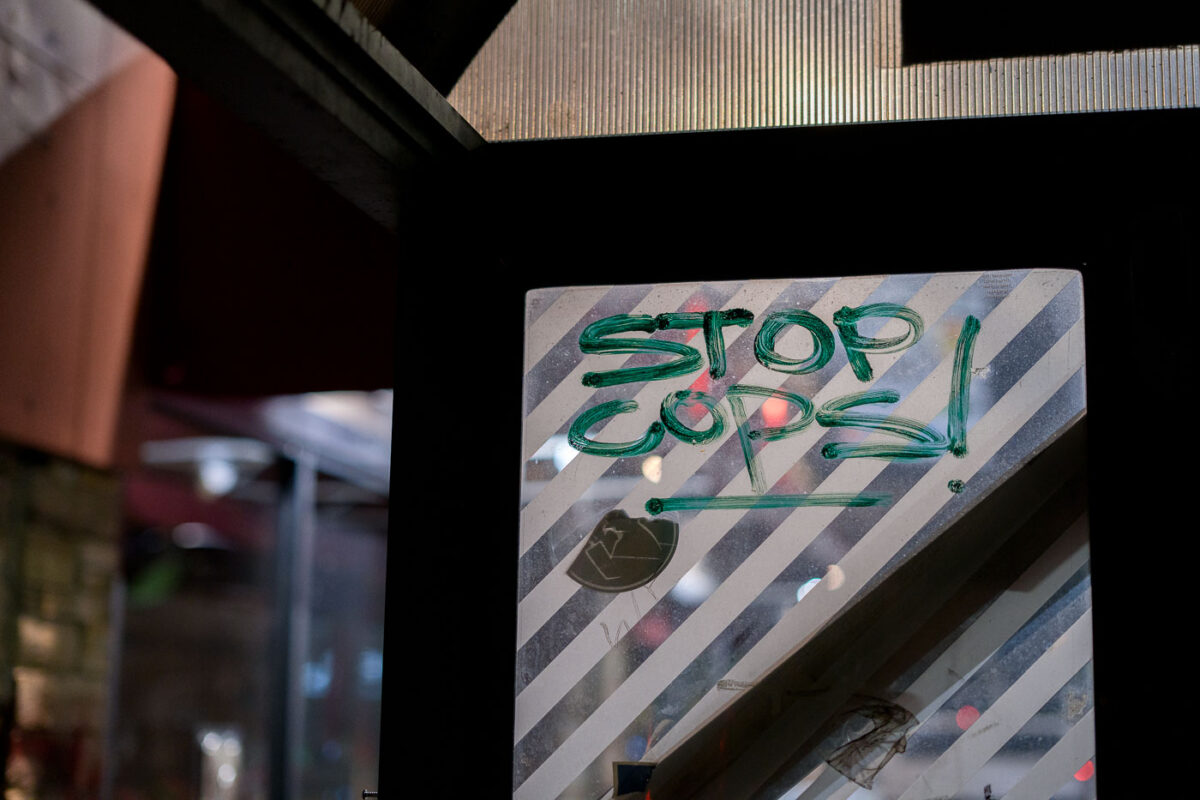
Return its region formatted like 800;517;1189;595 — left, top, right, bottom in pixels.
395;107;1198;796
903;0;1200;64
371;0;518;94
136;81;398;397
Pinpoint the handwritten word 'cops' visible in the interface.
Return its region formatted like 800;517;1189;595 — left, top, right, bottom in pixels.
567;304;981;492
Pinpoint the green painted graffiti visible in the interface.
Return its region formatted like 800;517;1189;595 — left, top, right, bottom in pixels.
754;309;836;374
726;385;816;494
646;493;891;514
567;399;665;457
569;303;982;515
659;390;727;445
832;303;924;382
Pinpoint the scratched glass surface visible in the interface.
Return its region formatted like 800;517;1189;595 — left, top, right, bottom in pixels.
516;272;1087;799
773;531;1095;800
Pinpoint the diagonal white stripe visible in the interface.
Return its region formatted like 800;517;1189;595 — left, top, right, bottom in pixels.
519;270;1074;647
525;316;1089;800
514;272;974;739
1001;708;1095;800
646;277;1082;764
791;513;1090;800
517;270;1076;747
826;781;858;800
525;286;613;373
522;281;706;462
516;274;881;644
781;766;841;800
897;611;1092;800
900;515;1090;720
520;278;793;541
515;300;1084;799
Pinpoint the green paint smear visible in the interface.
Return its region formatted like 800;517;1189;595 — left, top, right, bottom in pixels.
948;315;982;457
579;314;703;388
660;390;726;445
730;384;815;442
948;479;966;493
754;309;835;374
817;389;948;460
646;493;892;515
704;309;754;378
568;399;665;456
654;309;754;378
727;384;816;495
833;303;925;382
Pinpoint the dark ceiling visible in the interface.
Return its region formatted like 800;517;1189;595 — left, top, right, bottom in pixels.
132;83;398;397
352;0;518;94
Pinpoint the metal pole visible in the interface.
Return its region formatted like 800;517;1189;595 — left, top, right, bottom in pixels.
269;451;317;800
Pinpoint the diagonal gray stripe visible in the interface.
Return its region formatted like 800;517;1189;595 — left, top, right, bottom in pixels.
514;282;1080;792
524;313;1086;799
792;514;1090;800
1002;709;1095;800
522;281;714;462
520;277;801;540
524;285;608;370
515;273;966;699
555;372;1087;800
515;272;985;740
897;611;1093;800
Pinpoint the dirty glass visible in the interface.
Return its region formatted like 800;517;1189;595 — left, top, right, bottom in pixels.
514;270;1090;799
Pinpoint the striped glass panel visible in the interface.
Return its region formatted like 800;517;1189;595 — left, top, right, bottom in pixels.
516;270;1089;799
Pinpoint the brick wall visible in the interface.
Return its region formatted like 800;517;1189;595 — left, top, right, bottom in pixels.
0;443;121;798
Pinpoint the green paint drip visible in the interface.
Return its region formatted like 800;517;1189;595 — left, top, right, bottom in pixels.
948;315;982;457
651;309;754;379
729;384;815;441
817;389;948;460
660;390;726;445
724;392;764;494
704;309;754;378
568;399;665;457
579;314;703;388
646;493;891;515
726;384;818;494
833;303;925;382
754;310;835;374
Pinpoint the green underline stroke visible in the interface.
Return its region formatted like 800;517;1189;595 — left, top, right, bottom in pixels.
646;493;892;515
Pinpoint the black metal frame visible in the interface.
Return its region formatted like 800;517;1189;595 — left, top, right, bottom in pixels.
71;1;1199;794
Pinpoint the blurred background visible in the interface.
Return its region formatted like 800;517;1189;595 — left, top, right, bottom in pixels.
1;0;1197;797
0;1;402;796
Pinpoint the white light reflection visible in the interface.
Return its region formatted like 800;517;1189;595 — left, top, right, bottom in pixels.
217;763;237;787
197;458;238;497
531;434;580;472
641;455;663;483
552;437;578;471
302;651;333;697
825;564;845;591
358;648;384;684
670;564;716;605
795;577;821;603
197;728;242;800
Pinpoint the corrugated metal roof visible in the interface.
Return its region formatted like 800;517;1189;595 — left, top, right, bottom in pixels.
450;0;1199;139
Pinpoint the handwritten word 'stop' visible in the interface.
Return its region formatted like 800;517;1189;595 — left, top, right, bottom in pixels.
579;304;924;388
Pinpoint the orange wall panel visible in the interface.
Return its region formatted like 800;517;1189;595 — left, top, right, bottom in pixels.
0;51;175;467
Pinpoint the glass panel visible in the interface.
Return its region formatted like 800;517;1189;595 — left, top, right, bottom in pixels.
514;270;1088;799
300;477;388;798
114;448;280;800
